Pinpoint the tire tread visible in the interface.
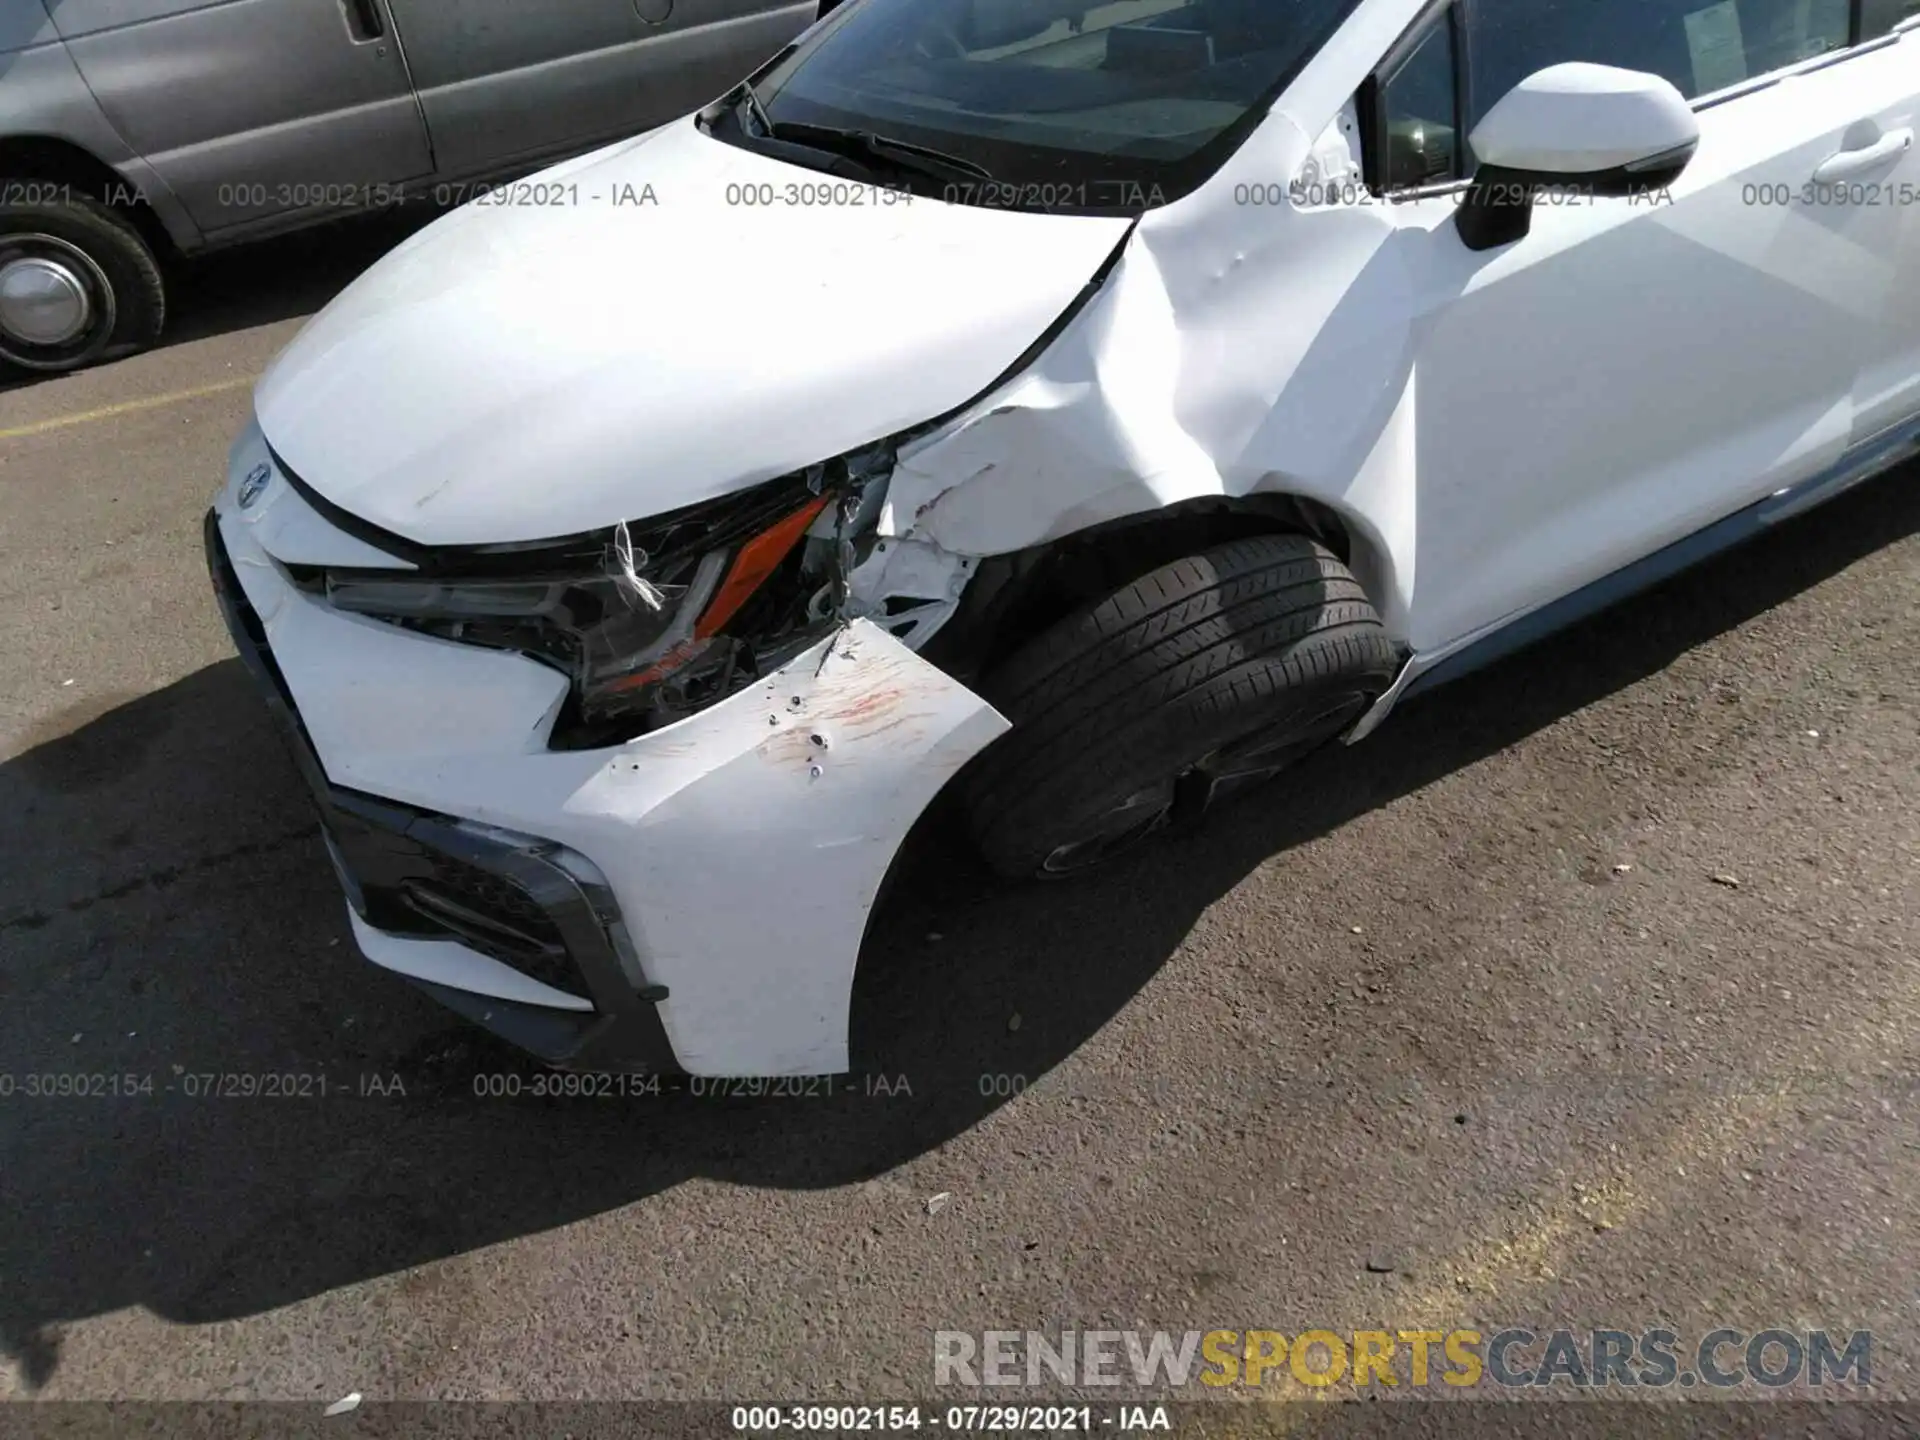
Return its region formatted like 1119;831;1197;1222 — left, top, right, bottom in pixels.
965;535;1399;877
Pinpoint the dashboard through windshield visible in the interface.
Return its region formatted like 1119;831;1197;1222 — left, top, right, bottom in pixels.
719;0;1365;214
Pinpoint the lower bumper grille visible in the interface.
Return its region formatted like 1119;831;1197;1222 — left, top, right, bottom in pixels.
323;801;590;1001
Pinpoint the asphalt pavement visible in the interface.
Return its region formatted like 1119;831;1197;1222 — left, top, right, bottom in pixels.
1;211;1916;1418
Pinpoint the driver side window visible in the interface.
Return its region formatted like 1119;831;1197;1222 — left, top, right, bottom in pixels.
1363;5;1465;193
1363;0;1877;194
1382;9;1462;188
1468;0;1852;121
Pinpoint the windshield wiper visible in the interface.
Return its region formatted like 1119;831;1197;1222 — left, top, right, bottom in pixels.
776;124;999;187
718;83;999;189
716;83;881;182
736;79;776;139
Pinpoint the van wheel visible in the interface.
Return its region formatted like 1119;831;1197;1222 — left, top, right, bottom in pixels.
0;186;166;373
964;535;1400;879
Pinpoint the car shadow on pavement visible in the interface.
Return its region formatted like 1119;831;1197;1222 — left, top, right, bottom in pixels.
2;464;1917;1387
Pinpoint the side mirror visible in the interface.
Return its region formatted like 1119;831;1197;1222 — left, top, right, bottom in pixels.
1456;62;1700;251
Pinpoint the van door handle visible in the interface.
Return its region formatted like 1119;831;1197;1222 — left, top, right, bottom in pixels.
341;0;386;41
1812;127;1912;182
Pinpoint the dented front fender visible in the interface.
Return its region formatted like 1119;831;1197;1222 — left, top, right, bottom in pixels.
217;483;1008;1075
587;621;1010;1074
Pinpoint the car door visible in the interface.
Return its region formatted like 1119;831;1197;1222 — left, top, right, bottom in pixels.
1847;4;1920;439
48;0;434;235
1357;0;1913;653
382;0;816;181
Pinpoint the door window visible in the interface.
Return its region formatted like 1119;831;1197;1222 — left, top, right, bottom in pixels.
1362;0;1890;190
1860;0;1920;35
1375;8;1462;189
1467;0;1852;120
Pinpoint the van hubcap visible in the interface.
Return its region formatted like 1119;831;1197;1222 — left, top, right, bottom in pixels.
0;235;115;368
0;254;93;346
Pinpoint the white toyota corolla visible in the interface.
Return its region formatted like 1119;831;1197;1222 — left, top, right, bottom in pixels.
208;0;1920;1076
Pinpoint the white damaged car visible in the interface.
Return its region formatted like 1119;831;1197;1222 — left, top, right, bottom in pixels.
208;0;1920;1075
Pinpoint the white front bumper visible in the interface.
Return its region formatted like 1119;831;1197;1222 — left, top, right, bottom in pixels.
213;440;1008;1076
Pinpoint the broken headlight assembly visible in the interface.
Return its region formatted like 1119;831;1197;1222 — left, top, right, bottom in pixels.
308;466;880;750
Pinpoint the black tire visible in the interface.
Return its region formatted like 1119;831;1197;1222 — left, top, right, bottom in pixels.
0;185;166;373
965;534;1400;879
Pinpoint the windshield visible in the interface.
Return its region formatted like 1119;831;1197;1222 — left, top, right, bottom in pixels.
726;0;1365;214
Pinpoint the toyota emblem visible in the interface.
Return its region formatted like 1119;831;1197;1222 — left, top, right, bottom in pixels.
237;462;271;510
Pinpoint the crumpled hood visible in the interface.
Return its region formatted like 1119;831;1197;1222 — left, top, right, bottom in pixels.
254;117;1133;547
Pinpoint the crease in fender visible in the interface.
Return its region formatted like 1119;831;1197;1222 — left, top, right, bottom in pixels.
872;100;1426;643
879;222;1140;544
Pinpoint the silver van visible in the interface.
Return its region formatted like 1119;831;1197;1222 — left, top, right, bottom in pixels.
0;0;817;372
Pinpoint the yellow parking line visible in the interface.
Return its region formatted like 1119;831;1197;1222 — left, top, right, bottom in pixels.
0;375;254;441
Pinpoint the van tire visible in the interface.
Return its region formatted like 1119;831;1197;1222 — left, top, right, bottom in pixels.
964;535;1400;879
0;186;166;373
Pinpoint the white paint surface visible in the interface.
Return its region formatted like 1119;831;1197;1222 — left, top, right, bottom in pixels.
253;117;1131;547
1469;63;1699;175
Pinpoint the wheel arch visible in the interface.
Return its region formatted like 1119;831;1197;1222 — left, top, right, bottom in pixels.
922;490;1404;683
0;134;182;258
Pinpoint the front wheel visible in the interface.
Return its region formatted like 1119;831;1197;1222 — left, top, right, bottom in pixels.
964;535;1400;879
0;187;166;373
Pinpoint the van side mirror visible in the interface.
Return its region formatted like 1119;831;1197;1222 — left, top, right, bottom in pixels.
1456;62;1700;251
